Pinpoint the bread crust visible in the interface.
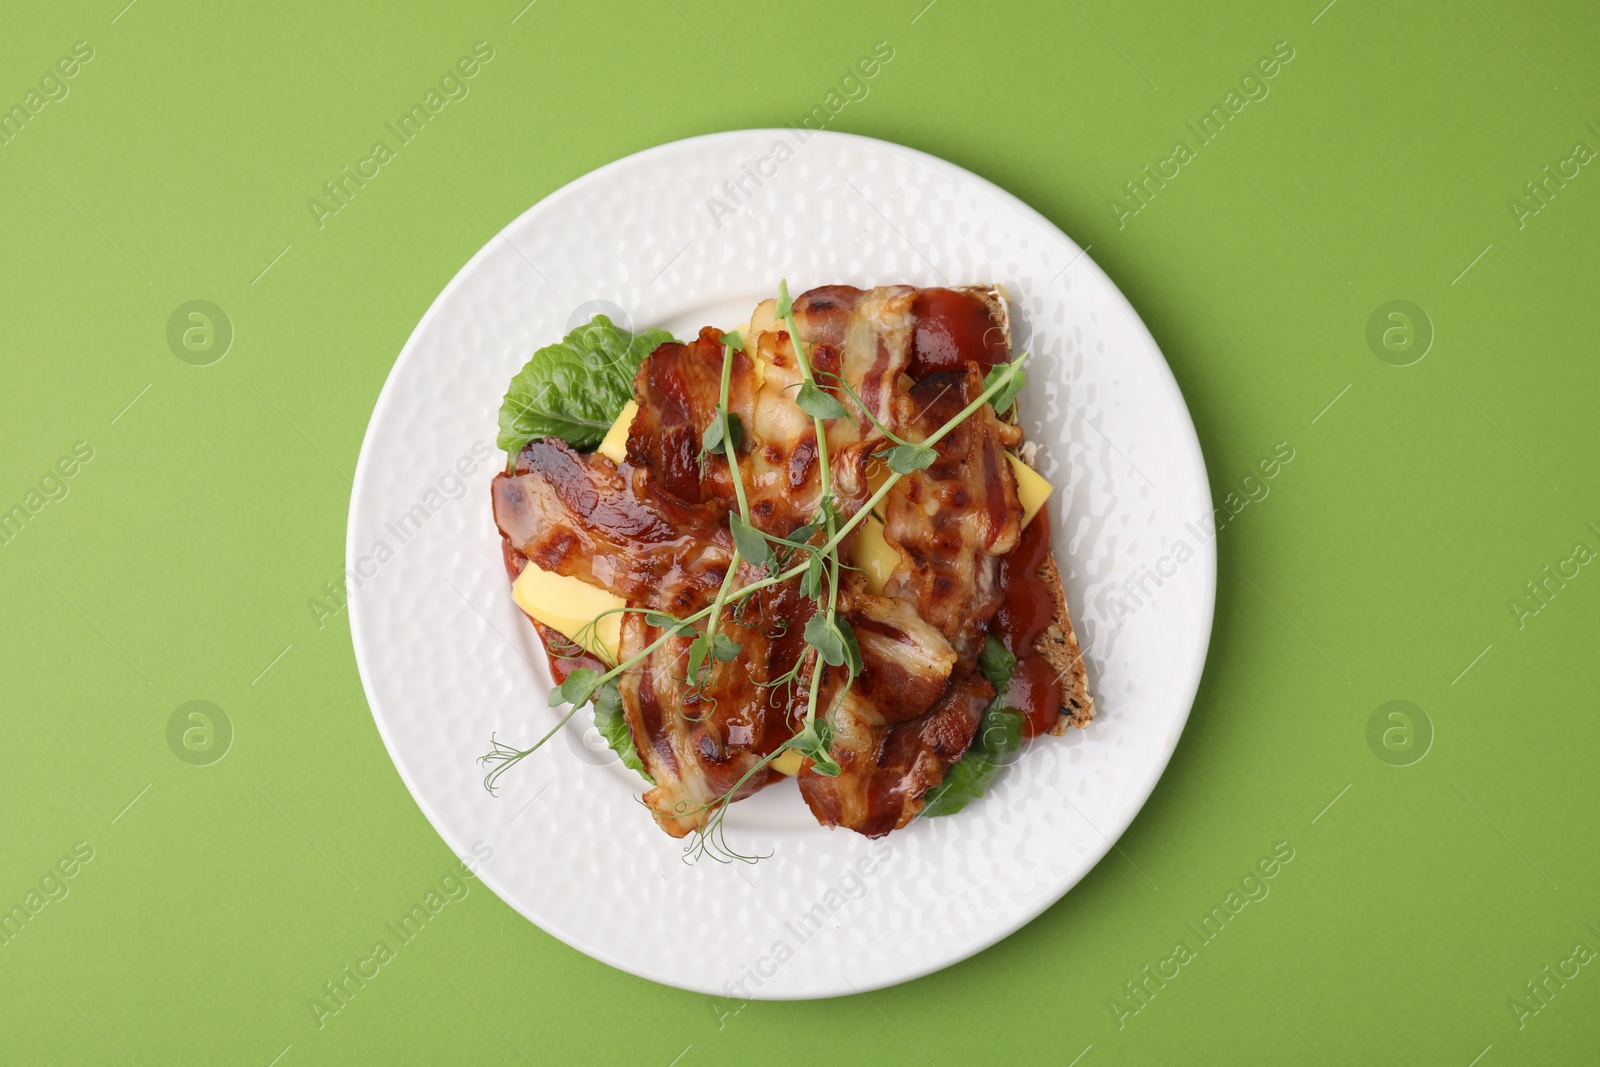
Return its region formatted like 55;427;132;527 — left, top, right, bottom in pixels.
1033;552;1094;732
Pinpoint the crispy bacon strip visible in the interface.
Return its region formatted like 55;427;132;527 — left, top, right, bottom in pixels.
883;366;1025;665
492;439;804;836
790;350;1027;836
799;667;993;837
493;437;728;604
834;591;959;726
623;288;937;534
795;590;976;836
625;327;763;506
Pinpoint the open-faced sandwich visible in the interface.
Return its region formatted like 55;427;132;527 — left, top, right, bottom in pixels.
485;283;1091;858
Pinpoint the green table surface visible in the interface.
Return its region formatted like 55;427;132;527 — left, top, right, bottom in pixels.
4;0;1598;1063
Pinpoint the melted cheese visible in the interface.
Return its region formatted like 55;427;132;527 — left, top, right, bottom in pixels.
511;562;623;663
853;514;900;595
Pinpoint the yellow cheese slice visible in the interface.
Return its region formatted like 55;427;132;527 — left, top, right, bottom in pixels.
770;748;804;775
511;562;624;664
596;400;637;465
1009;452;1053;528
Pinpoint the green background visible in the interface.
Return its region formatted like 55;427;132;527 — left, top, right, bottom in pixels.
3;0;1597;1062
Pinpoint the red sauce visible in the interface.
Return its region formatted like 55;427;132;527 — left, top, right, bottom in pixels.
1008;654;1063;739
989;513;1062;738
992;512;1054;654
908;288;1010;378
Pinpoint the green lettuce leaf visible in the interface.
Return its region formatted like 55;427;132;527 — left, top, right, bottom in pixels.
921;701;1023;818
976;634;1016;692
497;315;676;455
924;636;1025;817
591;677;652;783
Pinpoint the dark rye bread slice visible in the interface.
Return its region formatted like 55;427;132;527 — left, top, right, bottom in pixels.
1034;551;1093;732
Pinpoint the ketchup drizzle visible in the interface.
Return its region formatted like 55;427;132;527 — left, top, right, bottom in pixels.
989;513;1063;738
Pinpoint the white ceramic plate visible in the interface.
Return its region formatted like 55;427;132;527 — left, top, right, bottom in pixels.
348;130;1214;999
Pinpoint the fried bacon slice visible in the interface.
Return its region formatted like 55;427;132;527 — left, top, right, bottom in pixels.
882;366;1025;666
832;591;959;726
796;363;1028;838
493;439;806;836
626;287;925;534
799;666;994;837
616;582;811;836
790;588;966;838
493;437;729;605
625;328;763;506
